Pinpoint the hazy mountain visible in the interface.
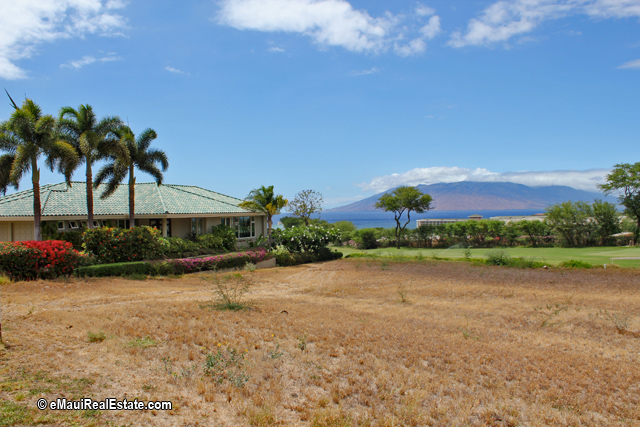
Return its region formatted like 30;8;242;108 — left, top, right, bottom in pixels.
328;182;614;212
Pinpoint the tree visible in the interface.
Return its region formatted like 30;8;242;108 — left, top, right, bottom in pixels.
288;189;323;226
545;201;594;247
599;163;640;243
280;216;305;229
375;186;432;249
517;220;547;247
239;185;287;247
592;199;621;246
0;96;77;241
95;126;168;228
57;104;124;228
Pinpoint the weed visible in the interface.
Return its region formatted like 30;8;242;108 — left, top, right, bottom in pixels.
245;404;277;426
534;298;571;328
463;247;472;259
244;262;257;272
380;260;390;270
460;315;481;340
397;281;412;304
127;336;157;348
297;333;308;351
126;273;148;280
268;342;284;359
204;346;250;387
87;331;106;343
0;275;10;285
594;309;632;334
202;273;253;311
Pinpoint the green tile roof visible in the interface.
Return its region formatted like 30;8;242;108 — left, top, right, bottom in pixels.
0;182;256;217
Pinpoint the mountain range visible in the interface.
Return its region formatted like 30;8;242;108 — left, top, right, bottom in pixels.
329;182;614;212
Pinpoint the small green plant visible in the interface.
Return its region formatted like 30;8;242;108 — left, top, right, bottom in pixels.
559;259;592;269
463;246;472;260
485;249;510;266
244;262;256;272
534;298;571;328
297;333;308;351
397;281;412;304
594;309;632;334
87;331;106;343
127;336;157;348
204;346;250;387
0;275;10;285
268;342;284;359
460;315;481;340
203;273;253;311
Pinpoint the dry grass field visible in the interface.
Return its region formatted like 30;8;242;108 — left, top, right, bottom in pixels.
1;259;640;426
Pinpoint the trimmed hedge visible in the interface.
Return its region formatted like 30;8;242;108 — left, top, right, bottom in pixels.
83;226;165;264
275;248;343;267
76;249;271;277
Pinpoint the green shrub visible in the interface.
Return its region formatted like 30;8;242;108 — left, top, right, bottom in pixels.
211;225;237;251
485;249;511;266
274;246;342;266
507;257;546;269
76;261;175;277
58;230;84;250
162;236;202;258
559;259;592;269
272;225;339;253
353;229;378;250
83;226;164;264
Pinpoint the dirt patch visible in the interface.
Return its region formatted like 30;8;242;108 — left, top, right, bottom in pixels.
2;259;640;426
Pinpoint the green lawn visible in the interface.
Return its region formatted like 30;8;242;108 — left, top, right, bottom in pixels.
332;245;640;268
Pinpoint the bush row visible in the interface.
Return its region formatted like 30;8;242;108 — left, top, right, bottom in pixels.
274;247;343;267
76;249;270;277
0;240;82;281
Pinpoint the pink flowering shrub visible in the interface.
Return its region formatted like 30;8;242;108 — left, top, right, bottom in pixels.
168;248;270;274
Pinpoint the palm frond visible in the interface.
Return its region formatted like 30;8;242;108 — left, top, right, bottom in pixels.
0;154;17;194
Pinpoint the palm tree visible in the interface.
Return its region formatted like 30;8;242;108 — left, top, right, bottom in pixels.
57;104;124;229
95;125;168;228
0;96;77;241
239;185;288;247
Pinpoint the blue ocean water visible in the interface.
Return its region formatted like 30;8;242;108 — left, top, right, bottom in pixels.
273;209;544;230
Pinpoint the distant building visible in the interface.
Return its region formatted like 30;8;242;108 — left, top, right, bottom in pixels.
416;215;483;227
417;213;546;227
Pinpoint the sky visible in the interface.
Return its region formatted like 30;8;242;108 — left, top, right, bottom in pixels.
1;0;639;208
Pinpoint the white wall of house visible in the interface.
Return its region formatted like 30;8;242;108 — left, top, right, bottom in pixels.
0;222;10;241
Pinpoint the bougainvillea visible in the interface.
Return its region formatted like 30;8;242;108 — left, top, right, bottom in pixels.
0;240;82;281
168;248;270;274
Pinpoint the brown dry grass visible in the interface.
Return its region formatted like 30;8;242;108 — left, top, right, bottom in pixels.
1;259;640;426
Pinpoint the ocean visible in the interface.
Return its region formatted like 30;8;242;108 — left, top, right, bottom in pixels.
273;209;545;230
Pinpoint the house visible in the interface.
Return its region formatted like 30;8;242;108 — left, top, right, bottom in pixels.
0;182;267;243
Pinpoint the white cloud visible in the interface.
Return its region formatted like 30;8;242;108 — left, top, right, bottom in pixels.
0;0;126;79
358;166;610;193
216;0;441;56
165;66;189;75
61;53;121;69
450;0;640;48
350;66;379;76
268;46;286;53
618;58;640;68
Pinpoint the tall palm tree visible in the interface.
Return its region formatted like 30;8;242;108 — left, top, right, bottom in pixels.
239;185;288;246
57;104;124;228
0;96;77;241
95;125;168;228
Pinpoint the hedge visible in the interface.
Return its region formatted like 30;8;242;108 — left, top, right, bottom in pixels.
275;248;343;267
76;249;271;277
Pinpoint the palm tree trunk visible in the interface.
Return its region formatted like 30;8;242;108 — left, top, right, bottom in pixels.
129;167;135;229
267;216;273;248
86;161;94;229
32;160;42;241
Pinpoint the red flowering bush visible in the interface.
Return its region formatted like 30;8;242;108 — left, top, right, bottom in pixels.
0;240;82;281
169;248;270;274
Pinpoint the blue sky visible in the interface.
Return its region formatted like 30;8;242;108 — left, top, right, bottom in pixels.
1;0;639;208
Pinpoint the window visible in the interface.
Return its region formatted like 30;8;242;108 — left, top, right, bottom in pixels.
221;216;255;239
68;221;79;229
93;220;100;228
57;221;65;231
191;218;204;235
150;219;171;236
